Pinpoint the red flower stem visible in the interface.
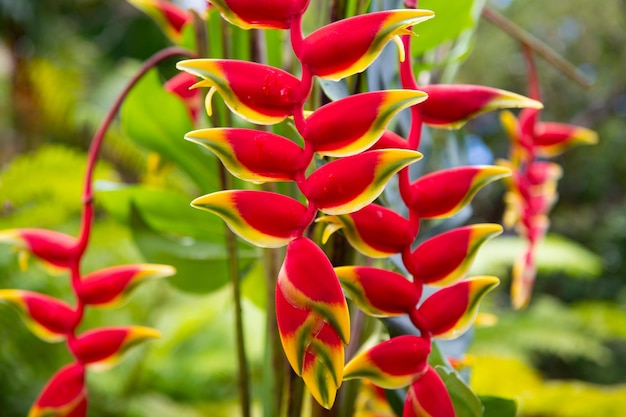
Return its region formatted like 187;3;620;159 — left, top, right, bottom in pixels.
523;45;541;102
76;46;195;257
290;14;305;60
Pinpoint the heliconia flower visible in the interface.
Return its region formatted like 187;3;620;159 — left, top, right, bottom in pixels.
276;237;350;408
343;335;430;389
305;149;422;215
0;228;77;269
418;84;542;129
409;224;502;286
185;128;305;183
28;363;86;417
317;204;415;258
71;326;160;370
299;9;434;81
415;276;499;339
209;0;310;30
335;266;419;317
0;290;75;342
77;264;175;308
369;129;411;151
191;190;310;248
127;0;191;42
404;366;455;417
533;121;598;157
302;90;428;157
176;59;305;125
165;72;202;121
406;165;511;219
511;249;537;310
526;161;563;186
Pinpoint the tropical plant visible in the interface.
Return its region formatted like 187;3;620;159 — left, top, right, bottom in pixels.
0;1;599;416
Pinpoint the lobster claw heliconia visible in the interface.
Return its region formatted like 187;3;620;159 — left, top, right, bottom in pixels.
276;237;350;409
185;128;305;183
343;335;430;389
299;9;434;80
176;59;306;125
335;266;420;317
77;264;175;308
418;84;542;129
317;203;415;258
28;363;86;417
305;149;422;215
302;90;427;157
404;366;455;417
415;276;499;340
406;165;511;219
71;326;160;370
0;228;78;269
533;121;598;157
209;0;310;30
191;190;310;248
409;224;502;286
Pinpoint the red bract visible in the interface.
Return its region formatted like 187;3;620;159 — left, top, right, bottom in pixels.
165;72;202;121
335;266;419;317
191;190;310;248
0;290;76;342
0;228;78;269
276;237;350;408
343;335;430;389
404;366;455;417
533;121;598;157
418;84;542;129
71;326;160;370
77;264;175;307
210;0;310;29
176;59;305;124
28;363;86;417
407;165;510;218
305;149;422;215
300;9;434;80
416;276;499;339
317;203;415;258
369;129;411;150
302;90;427;157
185;128;305;183
128;0;191;42
409;224;502;286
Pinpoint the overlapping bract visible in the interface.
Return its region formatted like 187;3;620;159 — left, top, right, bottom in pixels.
276;238;350;408
500;106;597;309
210;0;310;29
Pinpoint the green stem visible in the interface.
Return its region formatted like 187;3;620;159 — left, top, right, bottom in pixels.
219;165;251;417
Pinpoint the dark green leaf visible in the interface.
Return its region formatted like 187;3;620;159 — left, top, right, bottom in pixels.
120;68;218;191
435;366;483;417
480;395;518;417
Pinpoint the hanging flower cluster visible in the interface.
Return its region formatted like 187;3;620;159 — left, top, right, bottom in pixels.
498;47;598;309
178;0;542;413
0;232;174;416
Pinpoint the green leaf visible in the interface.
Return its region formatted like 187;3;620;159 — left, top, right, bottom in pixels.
435;366;483;417
127;200;258;294
413;0;479;56
96;182;223;239
480;395;517;417
120;68;218;191
470;234;603;279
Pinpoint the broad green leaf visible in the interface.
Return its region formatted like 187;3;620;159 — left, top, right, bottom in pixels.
96;182;223;239
469;234;602;279
413;0;479;56
120;68;218;191
435;365;483;417
480;395;517;417
128;202;258;294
